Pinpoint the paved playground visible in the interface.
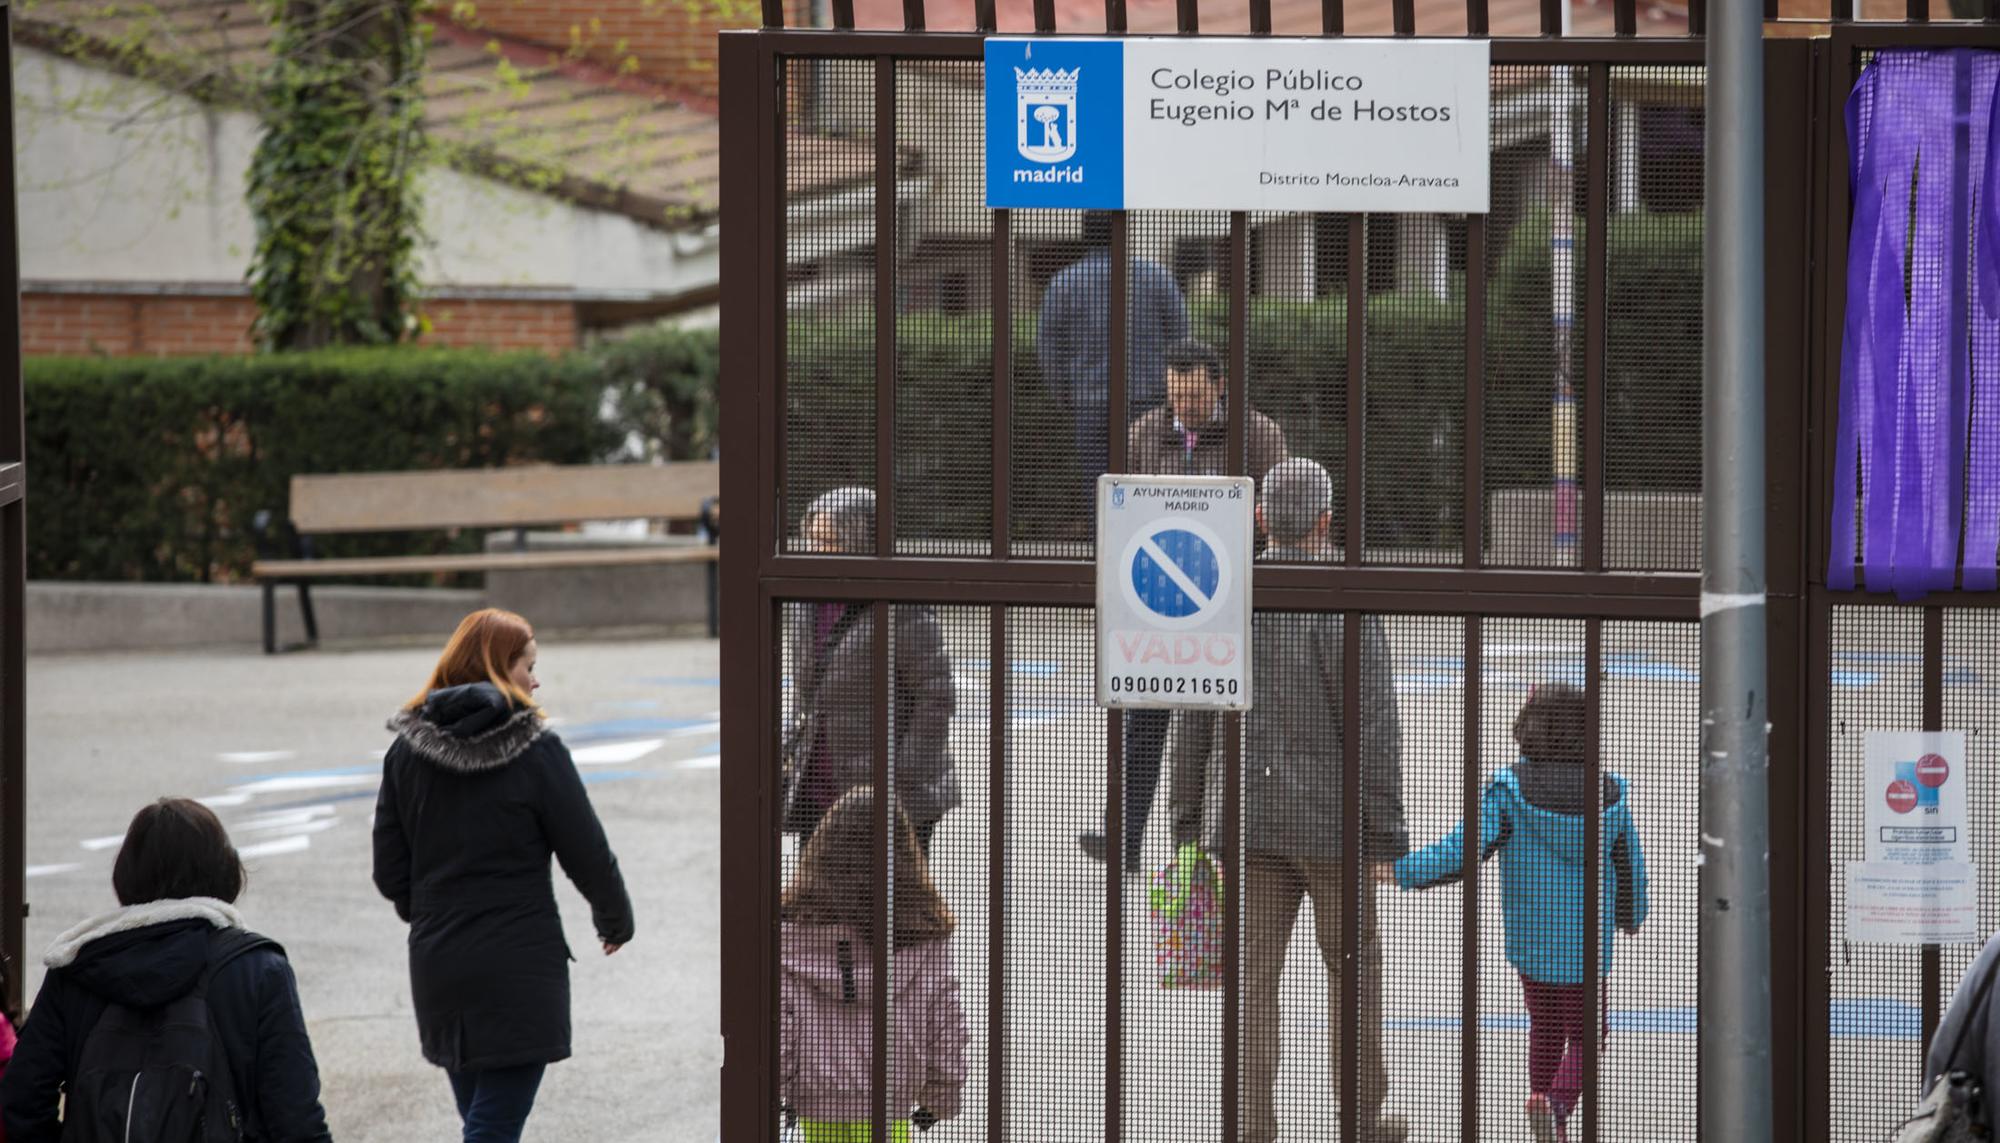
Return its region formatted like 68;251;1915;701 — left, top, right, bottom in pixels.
21;616;1960;1141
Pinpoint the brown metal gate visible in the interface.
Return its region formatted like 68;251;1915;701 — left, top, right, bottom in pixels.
718;5;2000;1141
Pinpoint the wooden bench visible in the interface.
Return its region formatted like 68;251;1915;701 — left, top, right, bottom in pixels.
251;462;720;654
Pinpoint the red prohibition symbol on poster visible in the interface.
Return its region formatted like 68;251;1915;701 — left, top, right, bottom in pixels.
1916;753;1951;788
1886;779;1920;815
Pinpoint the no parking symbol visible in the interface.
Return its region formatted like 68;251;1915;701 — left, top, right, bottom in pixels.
1096;475;1253;711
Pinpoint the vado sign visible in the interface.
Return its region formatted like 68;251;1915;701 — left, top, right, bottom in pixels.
985;36;1491;213
1096;475;1253;710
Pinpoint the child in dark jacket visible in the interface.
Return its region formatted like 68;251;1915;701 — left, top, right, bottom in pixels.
1395;684;1648;1143
781;787;967;1142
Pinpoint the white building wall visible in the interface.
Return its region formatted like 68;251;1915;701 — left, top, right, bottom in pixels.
12;47;717;299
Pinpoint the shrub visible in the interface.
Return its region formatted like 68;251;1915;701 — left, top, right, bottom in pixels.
28;348;622;582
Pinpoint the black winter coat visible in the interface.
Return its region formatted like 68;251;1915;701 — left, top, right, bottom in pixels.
373;683;635;1073
0;903;332;1143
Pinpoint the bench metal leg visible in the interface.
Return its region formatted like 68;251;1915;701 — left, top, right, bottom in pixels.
297;583;319;647
262;582;277;655
706;562;719;638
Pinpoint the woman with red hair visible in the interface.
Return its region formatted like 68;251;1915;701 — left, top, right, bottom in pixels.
374;608;634;1143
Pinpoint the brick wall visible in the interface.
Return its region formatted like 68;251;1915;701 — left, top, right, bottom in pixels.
23;293;580;356
461;0;810;101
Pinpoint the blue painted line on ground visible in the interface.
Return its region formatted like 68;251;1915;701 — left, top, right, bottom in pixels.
1832;670;1882;688
1383;1001;1914;1039
1835;651;1924;666
1944;668;1982;687
952;659;1064;677
562;717;713;742
244;764;379;783
1395;673;1463;690
639;676;722;687
1605;660;1700;683
579;770;660;786
259;789;379;813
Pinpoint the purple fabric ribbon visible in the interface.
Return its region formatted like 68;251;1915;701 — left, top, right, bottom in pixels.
1832;49;2000;598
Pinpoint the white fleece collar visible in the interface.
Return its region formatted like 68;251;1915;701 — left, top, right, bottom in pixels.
44;897;243;969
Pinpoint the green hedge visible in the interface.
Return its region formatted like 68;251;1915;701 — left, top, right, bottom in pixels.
783;209;1703;552
29;348;622;582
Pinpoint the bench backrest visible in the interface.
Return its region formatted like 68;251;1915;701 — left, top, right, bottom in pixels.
288;462;719;534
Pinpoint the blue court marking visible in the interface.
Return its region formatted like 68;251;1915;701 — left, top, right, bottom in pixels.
1604;655;1699;683
561;717;715;743
1383;1003;1914;1039
1829;997;1922;1040
639;676;722;687
1835;651;1924;666
259;789;380;813
1395;672;1464;691
1945;667;1982;687
242;763;379;783
952;659;1064;678
597;699;665;712
1833;670;1882;689
579;770;661;786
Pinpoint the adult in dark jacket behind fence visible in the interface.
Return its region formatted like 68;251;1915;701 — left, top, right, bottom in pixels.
1036;211;1190;514
1169;458;1408;1143
1;798;332;1143
1926;930;2000;1125
1080;339;1291;868
783;487;959;853
374;608;635;1143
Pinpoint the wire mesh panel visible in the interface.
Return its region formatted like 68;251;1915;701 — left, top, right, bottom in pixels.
898;604;990;1139
1365;225;1468;564
1939;609;2000;1101
1603;68;1704;573
1467;617;1587;1142
1002;606;1107;1135
1484;67;1588;570
1015;211;1102;557
1374;614;1467;1139
1599;620;1698;1140
1246;211;1352;562
782;59;880;555
1124;211;1232;486
1828;605;1926;1142
894;61;994;558
775;597;893;1137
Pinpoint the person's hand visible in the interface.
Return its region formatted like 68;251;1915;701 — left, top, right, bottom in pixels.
603;941;624;956
1370;863;1398;886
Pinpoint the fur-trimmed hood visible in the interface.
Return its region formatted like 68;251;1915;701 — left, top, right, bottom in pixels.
43;897;244;1009
390;682;546;774
45;897;242;969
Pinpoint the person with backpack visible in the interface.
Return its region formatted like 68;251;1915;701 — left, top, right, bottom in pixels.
0;797;332;1142
374;608;634;1143
781;787;966;1141
1393;683;1649;1143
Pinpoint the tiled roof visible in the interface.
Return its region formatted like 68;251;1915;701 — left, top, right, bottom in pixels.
12;0;873;229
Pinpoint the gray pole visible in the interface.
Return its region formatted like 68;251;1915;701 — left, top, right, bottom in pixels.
1701;2;1773;1141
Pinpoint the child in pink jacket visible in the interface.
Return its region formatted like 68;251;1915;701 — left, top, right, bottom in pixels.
781;787;967;1142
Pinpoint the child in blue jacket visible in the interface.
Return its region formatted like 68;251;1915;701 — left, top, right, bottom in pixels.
1396;683;1648;1143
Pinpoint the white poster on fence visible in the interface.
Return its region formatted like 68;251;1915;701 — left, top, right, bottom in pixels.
1846;862;1981;945
1864;730;1970;865
1846;730;1978;945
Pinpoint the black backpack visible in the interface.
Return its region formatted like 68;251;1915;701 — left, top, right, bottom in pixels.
60;928;279;1143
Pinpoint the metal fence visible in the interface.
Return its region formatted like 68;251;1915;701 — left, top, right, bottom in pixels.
719;5;2000;1142
2;1;30;1021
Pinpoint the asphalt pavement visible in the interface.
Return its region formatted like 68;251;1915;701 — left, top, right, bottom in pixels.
22;637;722;1142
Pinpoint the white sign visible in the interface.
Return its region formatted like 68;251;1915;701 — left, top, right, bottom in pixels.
1845;730;1978;946
1846;862;1981;945
985;37;1492;213
1095;475;1253;710
1864;730;1970;865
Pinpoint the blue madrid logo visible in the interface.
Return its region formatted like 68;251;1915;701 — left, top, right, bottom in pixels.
1130;528;1221;619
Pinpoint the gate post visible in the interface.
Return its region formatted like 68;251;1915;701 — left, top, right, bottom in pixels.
1701;3;1774;1141
0;0;26;1021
